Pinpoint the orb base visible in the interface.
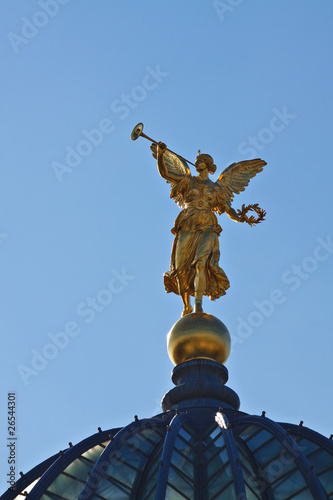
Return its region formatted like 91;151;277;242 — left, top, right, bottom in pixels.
161;358;240;412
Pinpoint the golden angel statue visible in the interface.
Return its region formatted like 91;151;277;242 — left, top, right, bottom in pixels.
152;143;267;317
131;123;267;317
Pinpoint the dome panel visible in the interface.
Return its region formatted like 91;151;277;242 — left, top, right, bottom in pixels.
133;435;164;499
280;423;333;498
80;418;169;500
206;413;246;499
230;415;327;499
21;428;120;500
203;428;237;499
40;441;109;500
164;422;197;499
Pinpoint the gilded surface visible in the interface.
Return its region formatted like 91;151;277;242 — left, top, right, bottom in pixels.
167;313;231;365
151;142;267;317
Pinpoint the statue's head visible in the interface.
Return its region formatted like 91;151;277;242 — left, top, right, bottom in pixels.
195;151;216;174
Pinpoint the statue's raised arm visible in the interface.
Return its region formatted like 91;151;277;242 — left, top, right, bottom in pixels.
151;142;191;183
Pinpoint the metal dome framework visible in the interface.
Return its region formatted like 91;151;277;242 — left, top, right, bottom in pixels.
2;406;333;500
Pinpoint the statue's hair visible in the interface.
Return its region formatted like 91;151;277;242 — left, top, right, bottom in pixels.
196;152;216;174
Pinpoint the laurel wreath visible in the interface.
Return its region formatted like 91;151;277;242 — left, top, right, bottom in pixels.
236;203;266;226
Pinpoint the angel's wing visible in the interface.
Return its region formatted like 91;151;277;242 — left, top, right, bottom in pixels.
216;159;267;202
151;143;191;180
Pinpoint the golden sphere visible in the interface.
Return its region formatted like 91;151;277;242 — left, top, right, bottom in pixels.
167;313;231;366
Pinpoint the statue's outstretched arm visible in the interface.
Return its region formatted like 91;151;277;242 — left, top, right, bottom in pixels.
225;202;266;226
225;203;242;223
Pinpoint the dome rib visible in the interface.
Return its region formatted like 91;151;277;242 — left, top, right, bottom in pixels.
279;422;333;453
154;413;191;500
215;411;247;499
230;415;327;499
79;417;169;500
134;428;167;499
230;423;274;499
27;428;120;500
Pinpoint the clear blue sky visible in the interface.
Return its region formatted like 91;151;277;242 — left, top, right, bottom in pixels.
1;0;333;492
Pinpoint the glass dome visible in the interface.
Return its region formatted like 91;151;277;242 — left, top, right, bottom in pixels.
2;359;333;500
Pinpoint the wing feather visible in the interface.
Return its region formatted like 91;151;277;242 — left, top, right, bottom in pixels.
216;159;267;201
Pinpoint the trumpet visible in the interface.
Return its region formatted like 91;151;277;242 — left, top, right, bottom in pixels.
130;122;195;167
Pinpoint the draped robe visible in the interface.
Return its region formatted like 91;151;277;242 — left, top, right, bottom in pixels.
164;175;230;300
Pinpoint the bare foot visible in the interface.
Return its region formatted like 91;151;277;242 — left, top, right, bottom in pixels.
181;306;193;317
